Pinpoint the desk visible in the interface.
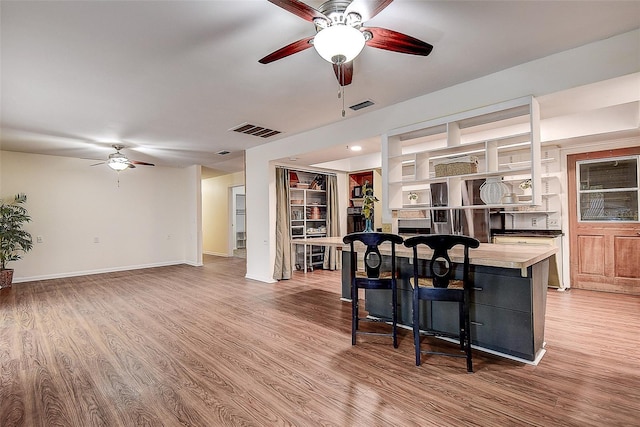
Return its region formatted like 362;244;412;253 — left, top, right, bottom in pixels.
342;242;557;363
290;236;345;273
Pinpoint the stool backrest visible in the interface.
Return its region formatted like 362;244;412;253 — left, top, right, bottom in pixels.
343;232;404;278
404;234;480;288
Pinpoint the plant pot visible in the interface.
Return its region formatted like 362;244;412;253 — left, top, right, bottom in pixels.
0;269;14;289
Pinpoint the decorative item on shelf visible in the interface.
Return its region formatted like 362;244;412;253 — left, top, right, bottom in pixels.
519;179;533;196
309;206;321;219
408;192;418;205
480;177;509;205
0;193;33;289
361;181;378;232
502;193;518;204
434;156;479;177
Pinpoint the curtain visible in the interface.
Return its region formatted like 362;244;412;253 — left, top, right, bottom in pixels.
323;174;341;271
273;168;292;280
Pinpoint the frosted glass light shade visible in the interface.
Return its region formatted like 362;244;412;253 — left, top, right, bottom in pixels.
313;25;365;64
108;158;129;171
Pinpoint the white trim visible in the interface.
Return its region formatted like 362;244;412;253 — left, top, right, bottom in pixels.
203;251;230;257
13;260;189;283
245;273;276;284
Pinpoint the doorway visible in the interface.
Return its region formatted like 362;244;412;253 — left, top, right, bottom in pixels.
231;186;246;258
567;147;640;294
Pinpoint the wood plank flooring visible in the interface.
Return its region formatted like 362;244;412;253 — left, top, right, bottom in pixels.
1;255;639;426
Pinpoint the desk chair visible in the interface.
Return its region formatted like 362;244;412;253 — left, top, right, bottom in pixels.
343;232;404;348
403;234;480;372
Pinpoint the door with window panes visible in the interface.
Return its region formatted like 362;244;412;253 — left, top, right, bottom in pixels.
568;147;640;294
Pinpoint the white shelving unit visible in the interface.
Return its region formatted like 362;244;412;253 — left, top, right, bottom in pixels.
289;171;327;271
384;96;543;215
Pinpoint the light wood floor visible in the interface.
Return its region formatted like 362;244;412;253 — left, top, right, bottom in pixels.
1;255;639;426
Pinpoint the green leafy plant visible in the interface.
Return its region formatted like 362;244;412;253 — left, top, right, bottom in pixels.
519;179;532;190
361;181;378;220
0;193;33;270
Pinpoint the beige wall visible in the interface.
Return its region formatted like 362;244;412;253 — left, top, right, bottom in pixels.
0;151;197;282
202;172;244;256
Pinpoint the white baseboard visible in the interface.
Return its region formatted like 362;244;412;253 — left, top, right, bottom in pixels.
203;251;230;257
13;260;187;284
245;273;276;284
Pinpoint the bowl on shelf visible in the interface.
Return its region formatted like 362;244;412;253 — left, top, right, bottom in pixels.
502;193;518;204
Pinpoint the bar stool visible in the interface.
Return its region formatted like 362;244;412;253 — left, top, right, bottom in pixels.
403;234;480;372
343;232;404;348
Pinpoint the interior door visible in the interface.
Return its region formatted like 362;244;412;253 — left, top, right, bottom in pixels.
568;147;640;294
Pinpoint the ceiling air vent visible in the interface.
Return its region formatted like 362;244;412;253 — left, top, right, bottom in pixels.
216;150;230;155
349;100;375;111
230;123;281;138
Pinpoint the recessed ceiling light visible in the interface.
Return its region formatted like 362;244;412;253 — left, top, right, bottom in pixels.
349;145;362;151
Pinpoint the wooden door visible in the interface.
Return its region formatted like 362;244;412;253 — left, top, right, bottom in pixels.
568;147;640;294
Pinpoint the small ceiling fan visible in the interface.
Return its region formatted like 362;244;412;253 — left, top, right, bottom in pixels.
259;0;433;86
92;144;155;171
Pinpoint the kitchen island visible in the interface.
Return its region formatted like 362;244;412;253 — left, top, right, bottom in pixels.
341;241;558;363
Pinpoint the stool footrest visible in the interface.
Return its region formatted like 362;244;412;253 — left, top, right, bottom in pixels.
357;331;395;337
421;350;467;358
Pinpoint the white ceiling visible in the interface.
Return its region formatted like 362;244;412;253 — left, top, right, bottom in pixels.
1;1;639;176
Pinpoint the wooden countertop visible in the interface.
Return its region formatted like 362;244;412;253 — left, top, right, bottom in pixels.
292;236;557;277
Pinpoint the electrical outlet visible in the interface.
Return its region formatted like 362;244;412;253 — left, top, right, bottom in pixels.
531;218;537;226
93;237;100;243
37;236;43;243
548;219;559;227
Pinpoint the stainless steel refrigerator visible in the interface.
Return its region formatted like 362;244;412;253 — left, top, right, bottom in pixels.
430;180;490;242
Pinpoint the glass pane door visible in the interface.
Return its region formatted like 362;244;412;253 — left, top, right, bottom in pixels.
577;156;639;222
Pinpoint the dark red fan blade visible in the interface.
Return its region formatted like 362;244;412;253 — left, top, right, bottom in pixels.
365;27;433;56
345;0;393;22
130;160;155;166
333;62;353;86
267;0;327;22
259;36;314;64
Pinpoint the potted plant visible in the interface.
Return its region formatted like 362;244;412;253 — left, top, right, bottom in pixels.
361;181;378;232
519;179;533;196
0;194;33;288
408;192;418;205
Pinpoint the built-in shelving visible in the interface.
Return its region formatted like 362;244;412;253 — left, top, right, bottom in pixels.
289;170;328;271
384;96;543;215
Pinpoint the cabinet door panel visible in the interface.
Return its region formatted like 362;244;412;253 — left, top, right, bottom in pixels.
471;304;534;360
423;301;535;360
469;273;531;312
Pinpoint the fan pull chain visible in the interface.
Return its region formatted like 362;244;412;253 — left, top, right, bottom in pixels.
337;63;346;118
342;84;346;117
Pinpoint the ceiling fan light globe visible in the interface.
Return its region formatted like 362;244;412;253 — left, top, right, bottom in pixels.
108;159;129;171
313;24;365;64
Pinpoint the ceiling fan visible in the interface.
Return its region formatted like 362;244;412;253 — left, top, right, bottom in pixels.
259;0;434;87
92;144;155;171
